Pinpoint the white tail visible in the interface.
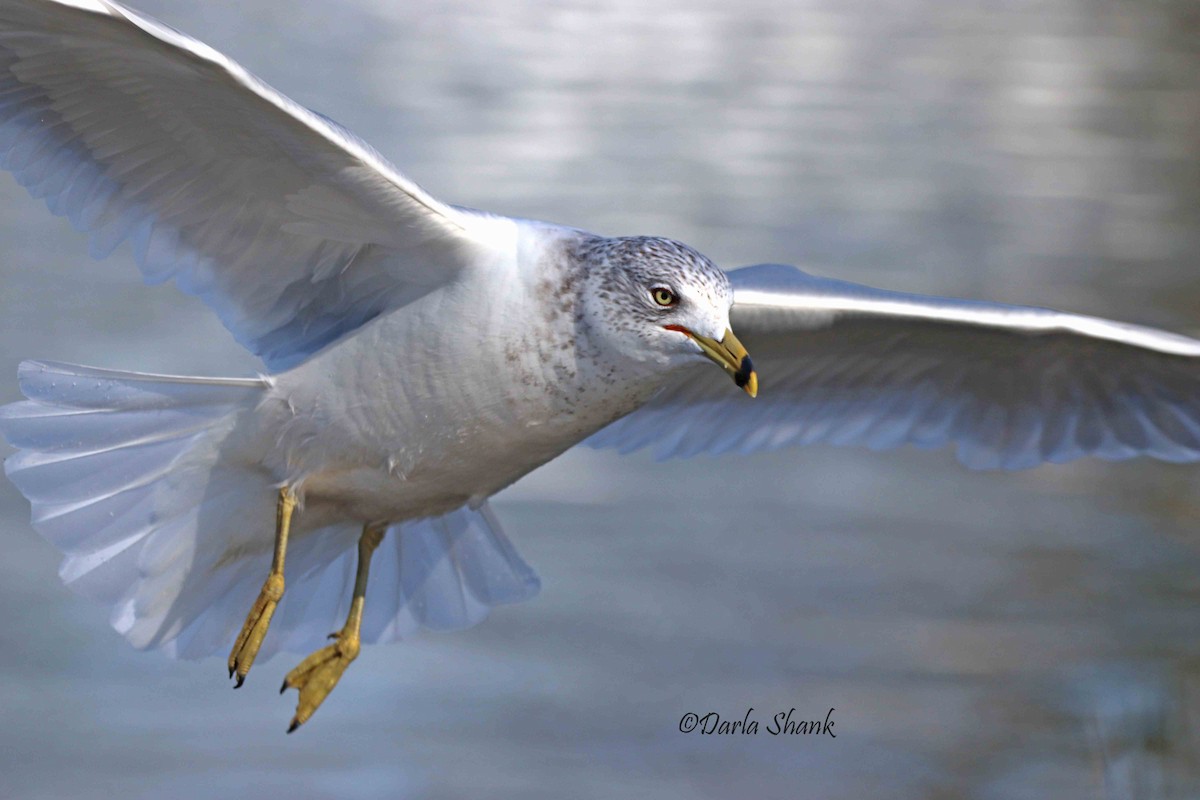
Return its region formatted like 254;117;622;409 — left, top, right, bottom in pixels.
0;360;540;660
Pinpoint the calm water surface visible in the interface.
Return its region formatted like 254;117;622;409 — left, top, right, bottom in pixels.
1;0;1199;797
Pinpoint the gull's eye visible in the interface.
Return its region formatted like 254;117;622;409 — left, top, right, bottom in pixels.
651;287;678;307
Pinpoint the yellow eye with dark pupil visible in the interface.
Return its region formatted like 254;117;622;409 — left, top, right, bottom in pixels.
652;288;677;306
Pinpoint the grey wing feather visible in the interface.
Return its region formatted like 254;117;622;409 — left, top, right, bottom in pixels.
587;263;1200;469
0;0;514;369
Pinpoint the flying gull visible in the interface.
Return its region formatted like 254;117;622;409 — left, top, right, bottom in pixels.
2;0;1199;732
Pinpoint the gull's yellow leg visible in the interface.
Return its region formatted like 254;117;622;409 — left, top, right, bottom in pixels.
281;523;386;733
227;487;296;687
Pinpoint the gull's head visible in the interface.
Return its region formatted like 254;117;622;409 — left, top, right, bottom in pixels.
578;236;757;397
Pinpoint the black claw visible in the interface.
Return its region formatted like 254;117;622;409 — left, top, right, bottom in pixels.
279;680;288;695
287;720;299;734
234;674;245;689
228;665;235;679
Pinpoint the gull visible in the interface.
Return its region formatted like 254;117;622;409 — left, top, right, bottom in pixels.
1;0;1199;733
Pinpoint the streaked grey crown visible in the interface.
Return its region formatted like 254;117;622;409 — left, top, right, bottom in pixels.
578;235;732;327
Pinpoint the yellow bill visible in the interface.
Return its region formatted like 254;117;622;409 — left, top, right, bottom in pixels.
666;325;758;397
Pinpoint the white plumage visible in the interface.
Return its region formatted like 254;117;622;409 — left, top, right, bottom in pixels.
3;360;539;658
1;0;1200;666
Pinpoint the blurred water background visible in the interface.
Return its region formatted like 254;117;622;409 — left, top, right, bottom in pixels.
2;0;1200;797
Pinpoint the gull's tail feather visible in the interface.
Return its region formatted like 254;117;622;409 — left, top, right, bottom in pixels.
0;359;275;655
258;504;543;661
0;360;540;660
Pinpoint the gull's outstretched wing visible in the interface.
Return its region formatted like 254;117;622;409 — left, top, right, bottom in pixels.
0;0;514;369
588;263;1200;469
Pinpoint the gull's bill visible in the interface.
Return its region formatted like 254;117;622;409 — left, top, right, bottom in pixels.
666;325;757;397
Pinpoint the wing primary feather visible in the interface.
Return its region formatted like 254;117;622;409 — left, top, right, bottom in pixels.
0;0;520;369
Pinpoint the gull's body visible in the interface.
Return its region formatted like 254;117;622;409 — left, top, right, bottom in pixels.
264;225;665;529
2;0;1200;729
